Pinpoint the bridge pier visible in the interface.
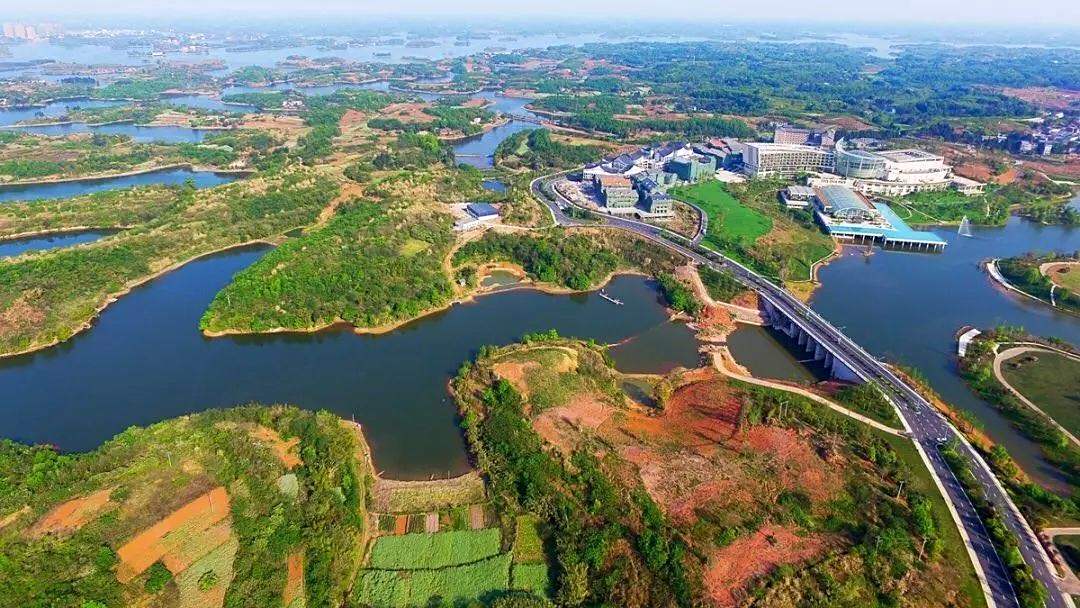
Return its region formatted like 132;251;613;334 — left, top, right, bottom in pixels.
760;300;863;383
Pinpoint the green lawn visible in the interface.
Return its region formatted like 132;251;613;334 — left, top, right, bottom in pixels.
1046;263;1080;292
1000;350;1080;438
672;181;772;249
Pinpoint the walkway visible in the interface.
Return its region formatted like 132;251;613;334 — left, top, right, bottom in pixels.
993;346;1080;448
711;350;906;437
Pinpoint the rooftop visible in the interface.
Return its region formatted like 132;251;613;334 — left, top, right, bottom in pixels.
597;175;633;188
876;148;943;163
466;202;499;218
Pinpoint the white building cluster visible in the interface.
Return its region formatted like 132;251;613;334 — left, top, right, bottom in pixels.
742;139;985;197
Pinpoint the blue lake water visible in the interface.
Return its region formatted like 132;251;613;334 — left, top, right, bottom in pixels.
2;121;213;143
0;247;699;478
0;230;112;258
812;217;1080;490
0;98;126;126
0;168;240;203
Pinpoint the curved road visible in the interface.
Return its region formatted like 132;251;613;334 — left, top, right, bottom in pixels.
532;173;1069;608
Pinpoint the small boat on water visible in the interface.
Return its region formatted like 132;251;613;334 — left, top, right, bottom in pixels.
598;290;624;306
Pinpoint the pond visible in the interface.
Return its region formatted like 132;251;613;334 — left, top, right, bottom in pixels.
0;248;699;479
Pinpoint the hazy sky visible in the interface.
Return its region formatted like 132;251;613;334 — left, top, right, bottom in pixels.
7;0;1079;26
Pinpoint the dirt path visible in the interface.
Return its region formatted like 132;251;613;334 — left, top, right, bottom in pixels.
681;264;765;325
468;504;484;530
992;346;1080;448
711;351;906;437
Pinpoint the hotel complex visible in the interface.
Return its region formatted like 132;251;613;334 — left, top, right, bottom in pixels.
742;138;984;197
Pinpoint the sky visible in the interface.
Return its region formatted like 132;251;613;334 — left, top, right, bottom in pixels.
5;0;1079;27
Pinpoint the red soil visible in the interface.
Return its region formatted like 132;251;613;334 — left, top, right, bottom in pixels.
29;488;113;536
116;487;231;584
704;524;831;607
283;550;304;607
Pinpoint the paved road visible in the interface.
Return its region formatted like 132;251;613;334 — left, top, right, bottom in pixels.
532;174;1069;608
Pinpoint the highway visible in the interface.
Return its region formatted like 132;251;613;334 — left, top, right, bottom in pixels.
532;173;1069;608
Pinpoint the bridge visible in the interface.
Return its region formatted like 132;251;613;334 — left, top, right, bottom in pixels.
506;112;545;125
531;171;1072;608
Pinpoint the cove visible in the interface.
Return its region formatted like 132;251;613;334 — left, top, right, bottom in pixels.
0;168;240;203
0;230;112;258
0;247;699;479
2;122;213;143
812;216;1079;491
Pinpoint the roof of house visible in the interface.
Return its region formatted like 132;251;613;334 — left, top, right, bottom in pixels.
597;175;632;188
466;202;499;218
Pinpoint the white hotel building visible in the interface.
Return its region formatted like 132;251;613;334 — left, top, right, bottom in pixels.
742;139;984;196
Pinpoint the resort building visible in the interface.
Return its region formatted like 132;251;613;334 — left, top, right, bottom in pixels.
812;185;947;252
801;139;985;196
741;142;835;177
594;175;637;209
669;154;716;182
773;124;837;148
780;185;816;210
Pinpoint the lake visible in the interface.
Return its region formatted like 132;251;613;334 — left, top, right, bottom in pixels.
0;98;126;126
0;247;699;479
0;230;113;258
812;217;1079;490
0;167;240;203
2;122;214;143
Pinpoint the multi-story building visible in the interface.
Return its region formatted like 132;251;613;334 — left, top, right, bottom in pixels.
742;143;835;177
773;124;838;147
595;175;637;209
669;154;716;182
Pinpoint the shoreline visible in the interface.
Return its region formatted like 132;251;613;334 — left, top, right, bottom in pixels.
0;238;280;360
201;267;650;340
0;163;252;188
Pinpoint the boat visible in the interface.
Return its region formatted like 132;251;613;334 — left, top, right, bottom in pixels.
958;216;973;238
598;290;624;306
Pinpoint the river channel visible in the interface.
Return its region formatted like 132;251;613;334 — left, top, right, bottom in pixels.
0;247;699;479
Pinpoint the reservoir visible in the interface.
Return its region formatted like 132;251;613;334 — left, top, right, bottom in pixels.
452;92;538;169
0;168;240;203
812;216;1079;490
0;248;699;479
2;122;214;143
0;98;126;126
0;230;112;258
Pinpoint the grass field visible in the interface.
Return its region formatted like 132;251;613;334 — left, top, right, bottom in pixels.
1000;350;1080;438
672;180;772;249
367;529;502;570
1045;262;1080;292
512;515;544;564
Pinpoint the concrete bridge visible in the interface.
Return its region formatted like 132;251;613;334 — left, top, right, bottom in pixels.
760;298;861;382
507;113;545;125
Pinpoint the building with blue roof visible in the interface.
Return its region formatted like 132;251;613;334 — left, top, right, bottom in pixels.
812;185;946;252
